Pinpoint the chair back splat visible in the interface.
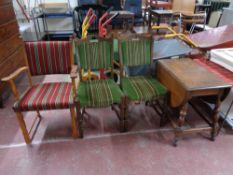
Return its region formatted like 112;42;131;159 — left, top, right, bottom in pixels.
25;41;72;76
118;33;153;68
74;38;113;79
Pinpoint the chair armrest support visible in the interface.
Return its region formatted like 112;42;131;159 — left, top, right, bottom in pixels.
70;65;80;97
1;66;29;82
70;65;79;79
1;66;32;101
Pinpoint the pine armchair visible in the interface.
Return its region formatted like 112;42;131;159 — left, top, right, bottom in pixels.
1;41;78;144
118;33;168;129
74;38;127;138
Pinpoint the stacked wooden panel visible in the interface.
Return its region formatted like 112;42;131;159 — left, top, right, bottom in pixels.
0;0;27;106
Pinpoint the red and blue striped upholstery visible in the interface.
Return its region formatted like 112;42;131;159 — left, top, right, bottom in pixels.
13;82;73;111
25;41;71;75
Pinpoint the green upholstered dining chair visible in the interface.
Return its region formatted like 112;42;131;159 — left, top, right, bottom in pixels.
74;38;127;138
118;33;167;129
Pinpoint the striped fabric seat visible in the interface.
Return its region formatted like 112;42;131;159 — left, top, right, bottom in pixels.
76;79;123;108
121;76;167;101
75;39;112;70
13;83;73;111
120;36;152;66
25;41;71;75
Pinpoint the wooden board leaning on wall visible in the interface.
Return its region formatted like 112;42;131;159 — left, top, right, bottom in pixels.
0;0;28;106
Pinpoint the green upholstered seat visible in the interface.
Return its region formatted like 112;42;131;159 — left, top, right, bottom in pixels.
121;76;167;101
77;79;124;108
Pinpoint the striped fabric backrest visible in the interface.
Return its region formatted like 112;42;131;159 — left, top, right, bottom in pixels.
119;34;153;67
25;41;72;76
75;38;112;70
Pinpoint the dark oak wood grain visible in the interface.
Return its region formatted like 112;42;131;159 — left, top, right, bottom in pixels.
0;0;12;5
0;46;26;79
0;34;23;61
0;2;27;107
0;4;16;25
0;20;19;42
157;58;232;146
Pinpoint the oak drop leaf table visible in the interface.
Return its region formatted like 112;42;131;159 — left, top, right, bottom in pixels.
157;58;232;146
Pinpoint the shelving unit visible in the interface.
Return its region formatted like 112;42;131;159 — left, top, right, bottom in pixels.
30;0;74;40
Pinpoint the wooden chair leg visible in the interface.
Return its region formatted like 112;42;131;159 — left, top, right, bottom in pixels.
124;96;129;132
70;107;78;138
160;94;169;127
15;112;31;144
76;102;83;138
0;95;3;108
36;111;41;119
119;97;126;132
120;106;125;132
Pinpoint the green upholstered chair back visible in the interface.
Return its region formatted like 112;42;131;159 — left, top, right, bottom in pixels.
74;38;113;70
118;34;153;67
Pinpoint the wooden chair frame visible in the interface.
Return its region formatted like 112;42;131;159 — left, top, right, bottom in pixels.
74;37;127;138
1;41;79;144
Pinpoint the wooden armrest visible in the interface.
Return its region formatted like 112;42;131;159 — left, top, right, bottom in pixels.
70;65;79;79
1;66;28;82
1;66;31;100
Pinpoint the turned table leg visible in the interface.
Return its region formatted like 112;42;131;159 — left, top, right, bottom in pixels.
173;103;188;147
0;95;3;108
178;104;188;127
211;94;221;141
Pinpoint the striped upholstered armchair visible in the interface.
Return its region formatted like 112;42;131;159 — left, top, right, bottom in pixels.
118;34;167;129
2;41;78;144
74;38;127;138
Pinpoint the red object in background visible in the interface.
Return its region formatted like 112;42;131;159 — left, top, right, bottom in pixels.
194;58;233;85
98;8;119;79
189;24;233;51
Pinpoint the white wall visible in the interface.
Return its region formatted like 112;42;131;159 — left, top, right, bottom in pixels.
230;0;233;8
